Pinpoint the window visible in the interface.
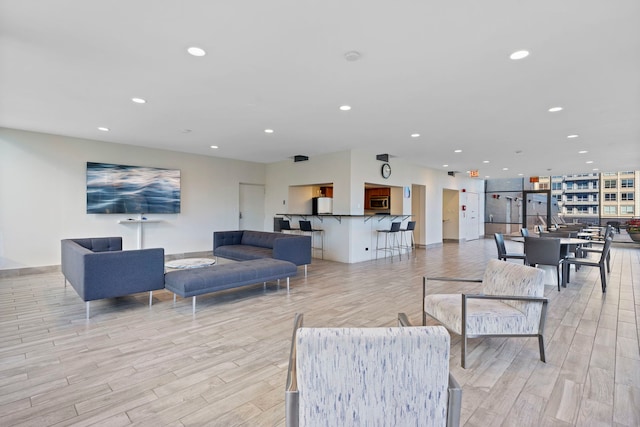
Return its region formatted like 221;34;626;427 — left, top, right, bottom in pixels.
603;206;617;215
539;183;549;190
604;193;617;201
576;181;590;190
621;206;634;214
621;179;634;188
552;182;562;191
566;182;574;190
576;206;589;213
604;179;617;189
621;193;634;201
577;194;589;202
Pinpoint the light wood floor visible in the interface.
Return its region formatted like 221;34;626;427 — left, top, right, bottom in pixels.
1;239;638;426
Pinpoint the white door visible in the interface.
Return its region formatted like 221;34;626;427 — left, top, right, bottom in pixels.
239;184;265;231
464;192;480;241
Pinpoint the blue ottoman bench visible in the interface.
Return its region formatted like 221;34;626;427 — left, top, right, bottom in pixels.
164;258;298;313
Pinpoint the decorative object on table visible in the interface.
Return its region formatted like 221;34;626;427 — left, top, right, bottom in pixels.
423;259;548;368
164;258;216;269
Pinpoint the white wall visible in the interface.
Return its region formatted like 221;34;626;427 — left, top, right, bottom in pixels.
1;128;486;268
0;128;265;269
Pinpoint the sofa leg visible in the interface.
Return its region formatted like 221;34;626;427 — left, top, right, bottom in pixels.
277;278;280;289
86;301;90;320
173;293;177;304
192;296;196;314
287;277;290;292
304;265;307;277
149;291;153;306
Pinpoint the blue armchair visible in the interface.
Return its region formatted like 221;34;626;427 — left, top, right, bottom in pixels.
61;237;165;318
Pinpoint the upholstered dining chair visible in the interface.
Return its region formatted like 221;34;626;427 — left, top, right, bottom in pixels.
563;237;613;293
494;233;526;263
285;313;462;427
524;236;564;291
423;259;548;368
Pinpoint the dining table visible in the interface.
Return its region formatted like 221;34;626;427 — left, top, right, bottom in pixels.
511;236;592;287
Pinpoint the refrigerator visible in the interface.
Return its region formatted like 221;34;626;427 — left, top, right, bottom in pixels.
312;197;333;214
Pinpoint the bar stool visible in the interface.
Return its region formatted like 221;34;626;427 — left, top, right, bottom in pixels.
279;219;299;234
400;221;416;252
299;220;324;259
376;221;402;260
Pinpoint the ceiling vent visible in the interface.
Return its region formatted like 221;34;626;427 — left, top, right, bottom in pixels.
294;155;309;162
376;153;389;162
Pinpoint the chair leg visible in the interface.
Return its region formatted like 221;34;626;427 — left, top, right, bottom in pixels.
600;267;607;293
461;334;467;369
556;265;561;292
538;334;546;362
606;252;611;273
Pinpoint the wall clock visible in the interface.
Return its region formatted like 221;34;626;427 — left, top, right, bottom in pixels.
381;163;391;179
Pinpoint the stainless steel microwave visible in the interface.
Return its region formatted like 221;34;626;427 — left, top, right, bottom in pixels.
369;196;389;209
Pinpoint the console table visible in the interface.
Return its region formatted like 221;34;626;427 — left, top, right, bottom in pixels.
117;216;162;248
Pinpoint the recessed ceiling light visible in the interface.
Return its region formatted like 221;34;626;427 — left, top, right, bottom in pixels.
339;105;351;111
411;133;420;138
131;97;146;104
518;173;524;176
548;106;563;112
187;47;206;57
510;50;530;60
578;150;588;154
264;129;274;134
97;127;109;132
483;160;490;163
454;149;462;153
210;145;218;149
567;134;579;139
485;175;490;178
182;129;192;133
586;160;594;164
592;168;599;171
503;167;509;171
344;51;361;62
442;164;448;168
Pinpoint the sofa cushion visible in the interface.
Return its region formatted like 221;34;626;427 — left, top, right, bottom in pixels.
72;237;122;252
164;258;298;298
424;294;531;336
215;245;272;261
240;231;279;248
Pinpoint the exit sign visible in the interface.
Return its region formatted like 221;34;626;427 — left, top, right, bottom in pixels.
530;176;540;183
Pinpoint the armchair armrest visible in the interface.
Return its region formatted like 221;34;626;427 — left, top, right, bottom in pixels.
285;313;304;427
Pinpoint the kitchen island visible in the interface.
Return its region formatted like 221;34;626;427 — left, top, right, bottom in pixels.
275;213;413;263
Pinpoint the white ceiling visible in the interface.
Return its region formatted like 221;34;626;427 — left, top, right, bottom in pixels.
1;0;639;179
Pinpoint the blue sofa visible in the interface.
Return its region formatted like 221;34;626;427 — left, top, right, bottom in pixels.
213;230;311;272
61;237;165;318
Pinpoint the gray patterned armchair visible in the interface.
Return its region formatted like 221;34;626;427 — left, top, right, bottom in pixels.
423;259;549;368
285;313;462;427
